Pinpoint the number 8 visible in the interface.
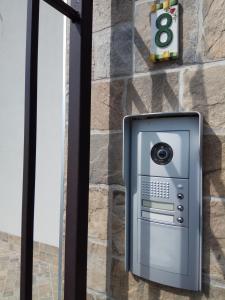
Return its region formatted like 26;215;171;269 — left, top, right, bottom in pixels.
155;13;173;48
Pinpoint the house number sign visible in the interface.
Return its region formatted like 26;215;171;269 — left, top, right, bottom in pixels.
150;0;179;62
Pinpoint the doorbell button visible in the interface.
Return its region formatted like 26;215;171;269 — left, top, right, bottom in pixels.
177;205;184;211
177;217;184;223
177;193;184;200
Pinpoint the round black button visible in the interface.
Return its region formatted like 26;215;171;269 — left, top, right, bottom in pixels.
177;205;184;211
177;217;184;223
177;193;184;200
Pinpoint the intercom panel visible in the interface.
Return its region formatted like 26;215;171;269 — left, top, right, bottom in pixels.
123;112;202;291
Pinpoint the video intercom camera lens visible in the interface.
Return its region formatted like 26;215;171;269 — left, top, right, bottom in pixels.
151;142;173;165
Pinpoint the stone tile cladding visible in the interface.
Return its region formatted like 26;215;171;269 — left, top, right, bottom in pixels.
0;231;59;300
88;0;225;299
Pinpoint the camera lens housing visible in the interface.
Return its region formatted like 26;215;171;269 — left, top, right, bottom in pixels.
151;142;173;165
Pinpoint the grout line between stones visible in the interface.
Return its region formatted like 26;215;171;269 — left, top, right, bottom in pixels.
135;0;152;6
89;183;125;192
90;128;225;137
91;129;122;135
88;237;108;247
204;196;225;203
203;127;225;136
203;274;225;290
92;59;225;83
92;20;132;35
87;289;106;296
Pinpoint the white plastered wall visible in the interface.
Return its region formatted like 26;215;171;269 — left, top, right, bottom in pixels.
0;0;65;247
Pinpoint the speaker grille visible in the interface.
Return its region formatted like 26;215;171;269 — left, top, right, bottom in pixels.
141;178;169;199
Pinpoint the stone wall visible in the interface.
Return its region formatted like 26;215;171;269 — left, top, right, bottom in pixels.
0;232;59;300
88;0;225;299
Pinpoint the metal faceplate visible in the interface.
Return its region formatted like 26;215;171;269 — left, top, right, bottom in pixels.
123;112;202;291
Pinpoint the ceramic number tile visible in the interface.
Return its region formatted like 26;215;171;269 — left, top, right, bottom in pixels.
150;0;179;62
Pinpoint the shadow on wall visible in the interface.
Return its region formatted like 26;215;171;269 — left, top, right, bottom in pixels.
107;0;131;298
189;66;225;299
106;0;225;299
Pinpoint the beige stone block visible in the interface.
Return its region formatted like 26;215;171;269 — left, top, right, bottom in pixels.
39;283;52;298
0;231;59;299
4;296;18;300
87;292;108;300
110;258;143;300
203;135;225;198
33;241;40;257
195;284;225;300
3;289;14;297
134;1;152;73
111;190;125;257
90;133;123;185
38;251;54;264
92;23;132;80
87;241;108;293
203;0;225;60
36;271;51;286
0;231;9;242
32;292;39;300
39;243;59;256
203;199;225;281
87;292;95;300
91;80;125;130
183;65;225;131
9;233;20;243
88;187;109;241
94;295;108;300
93;0;132;32
179;0;199;63
204;249;225;283
0;278;5;292
126;72;179;114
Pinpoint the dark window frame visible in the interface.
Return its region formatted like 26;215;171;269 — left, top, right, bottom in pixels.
20;1;93;299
